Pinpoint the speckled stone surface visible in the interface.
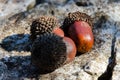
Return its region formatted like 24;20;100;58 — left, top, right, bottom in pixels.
0;0;120;80
0;0;35;25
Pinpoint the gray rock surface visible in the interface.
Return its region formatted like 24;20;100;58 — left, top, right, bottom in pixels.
0;0;35;24
0;0;120;80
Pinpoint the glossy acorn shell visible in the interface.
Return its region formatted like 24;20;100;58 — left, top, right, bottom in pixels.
63;37;77;63
52;28;64;37
68;21;94;53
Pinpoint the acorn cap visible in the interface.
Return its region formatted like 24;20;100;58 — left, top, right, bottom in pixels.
31;33;67;74
30;16;59;41
62;11;93;35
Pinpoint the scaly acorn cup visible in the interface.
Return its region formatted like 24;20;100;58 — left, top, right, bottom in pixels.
30;16;64;41
62;11;94;54
31;33;76;74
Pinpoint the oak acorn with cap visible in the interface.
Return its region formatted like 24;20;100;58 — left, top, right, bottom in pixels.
62;11;94;54
30;16;64;41
31;33;76;74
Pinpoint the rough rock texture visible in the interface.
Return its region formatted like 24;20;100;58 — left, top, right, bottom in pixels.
0;0;120;80
0;0;35;24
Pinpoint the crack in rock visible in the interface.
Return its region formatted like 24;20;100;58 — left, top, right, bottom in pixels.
98;31;117;80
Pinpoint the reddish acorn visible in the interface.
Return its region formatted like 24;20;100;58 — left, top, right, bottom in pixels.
52;27;64;37
68;21;94;53
63;11;94;53
63;37;77;63
30;16;60;41
31;33;76;74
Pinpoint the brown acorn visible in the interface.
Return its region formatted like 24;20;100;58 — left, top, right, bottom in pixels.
30;16;59;41
62;11;93;36
52;27;64;37
62;11;94;54
63;37;77;63
31;33;76;74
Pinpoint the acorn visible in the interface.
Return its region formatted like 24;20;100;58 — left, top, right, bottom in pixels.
30;16;59;41
31;33;76;74
62;11;94;53
52;27;64;37
63;37;77;63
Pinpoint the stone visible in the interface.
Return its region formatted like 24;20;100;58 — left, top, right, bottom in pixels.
84;54;108;75
0;1;120;80
0;0;35;23
45;0;67;5
74;0;108;6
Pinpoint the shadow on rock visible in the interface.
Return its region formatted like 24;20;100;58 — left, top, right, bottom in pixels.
35;0;45;5
0;56;40;79
1;34;32;52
